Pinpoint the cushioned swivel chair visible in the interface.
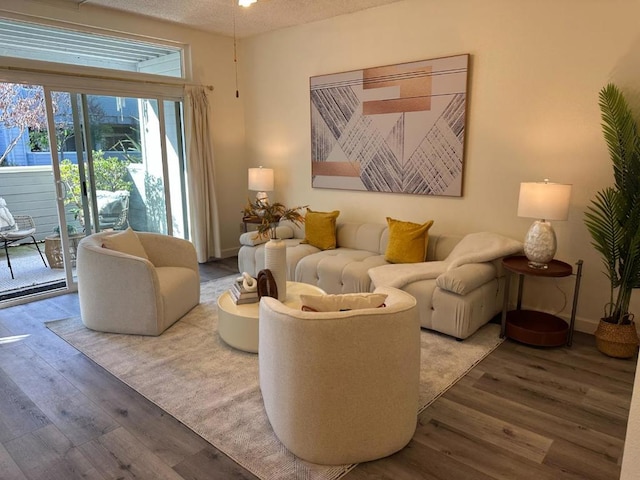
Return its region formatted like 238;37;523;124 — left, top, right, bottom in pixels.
258;286;420;465
77;229;200;336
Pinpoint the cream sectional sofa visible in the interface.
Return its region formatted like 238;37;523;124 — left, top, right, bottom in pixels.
238;220;522;339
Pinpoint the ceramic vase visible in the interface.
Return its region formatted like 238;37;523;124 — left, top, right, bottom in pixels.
264;238;287;301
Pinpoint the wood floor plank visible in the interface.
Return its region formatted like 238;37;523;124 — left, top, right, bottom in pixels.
344;438;496;480
443;378;625;464
0;343;119;446
506;336;637;383
55;351;211;467
582;386;634;421
543;439;623;480
0;310;84;375
0;300;77;333
472;369;629;439
172;446;259;480
78;427;186;480
427;397;553;464
4;424;103;480
413;418;580;480
489;344;634;396
0;323;14;337
0;367;50;443
24;327;87;368
478;354;591;401
0;443;28;480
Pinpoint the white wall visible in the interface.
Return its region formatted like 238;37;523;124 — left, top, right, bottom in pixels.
0;0;247;256
240;0;640;332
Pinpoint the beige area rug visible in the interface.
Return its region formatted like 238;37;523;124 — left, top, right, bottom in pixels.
47;275;504;480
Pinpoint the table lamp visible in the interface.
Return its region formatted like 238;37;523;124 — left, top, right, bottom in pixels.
248;166;274;204
517;179;572;269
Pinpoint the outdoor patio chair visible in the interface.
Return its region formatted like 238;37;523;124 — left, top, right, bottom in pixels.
96;190;130;230
0;215;48;279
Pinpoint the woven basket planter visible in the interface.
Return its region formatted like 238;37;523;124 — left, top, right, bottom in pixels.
594;319;639;359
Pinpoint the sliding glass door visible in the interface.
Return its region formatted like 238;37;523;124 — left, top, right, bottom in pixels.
0;81;188;302
47;89;189;282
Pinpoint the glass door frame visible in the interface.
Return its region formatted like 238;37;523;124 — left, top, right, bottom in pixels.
0;67;188;306
44;87;84;291
44;88;190;287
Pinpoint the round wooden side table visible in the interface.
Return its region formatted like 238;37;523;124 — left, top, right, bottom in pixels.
217;281;325;353
500;255;583;347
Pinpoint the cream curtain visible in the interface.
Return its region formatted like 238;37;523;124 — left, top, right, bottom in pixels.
184;86;222;262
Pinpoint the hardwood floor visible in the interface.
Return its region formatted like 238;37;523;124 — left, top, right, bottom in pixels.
0;258;635;480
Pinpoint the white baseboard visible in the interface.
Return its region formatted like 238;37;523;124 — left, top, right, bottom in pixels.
574;316;598;335
218;246;239;259
558;313;640;335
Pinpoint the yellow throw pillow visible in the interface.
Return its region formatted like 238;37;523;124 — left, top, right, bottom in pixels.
101;227;149;260
385;217;434;264
301;208;340;250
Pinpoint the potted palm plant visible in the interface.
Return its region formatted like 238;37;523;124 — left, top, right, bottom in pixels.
584;83;640;358
242;198;306;239
242;198;306;301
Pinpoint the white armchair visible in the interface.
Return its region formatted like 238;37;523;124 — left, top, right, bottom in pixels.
258;286;420;465
77;230;200;336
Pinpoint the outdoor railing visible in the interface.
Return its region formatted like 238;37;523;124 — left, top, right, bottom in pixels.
0;166;59;241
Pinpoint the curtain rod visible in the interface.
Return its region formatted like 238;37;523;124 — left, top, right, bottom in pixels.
0;64;213;90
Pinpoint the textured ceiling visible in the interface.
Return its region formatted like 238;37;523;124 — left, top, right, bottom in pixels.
52;0;405;38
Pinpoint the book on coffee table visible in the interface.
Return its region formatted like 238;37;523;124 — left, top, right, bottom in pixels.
230;280;259;305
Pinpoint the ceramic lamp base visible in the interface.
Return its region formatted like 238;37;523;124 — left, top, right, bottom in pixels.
523;220;556;269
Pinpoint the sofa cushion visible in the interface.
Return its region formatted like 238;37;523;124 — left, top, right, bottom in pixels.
300;293;388;312
101;227;149;260
436;263;498;295
384;217;434;264
294;249;388;294
337;222;389;253
302;209;340;250
239;225;294;246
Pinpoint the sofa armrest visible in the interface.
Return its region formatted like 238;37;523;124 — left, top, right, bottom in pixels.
435;263;497;295
137;232;198;272
78;243;161;303
239;225;294;246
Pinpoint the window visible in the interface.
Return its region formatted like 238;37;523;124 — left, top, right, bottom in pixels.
0;17;183;78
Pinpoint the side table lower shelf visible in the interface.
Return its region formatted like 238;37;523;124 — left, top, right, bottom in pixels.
500;256;583;347
505;310;569;347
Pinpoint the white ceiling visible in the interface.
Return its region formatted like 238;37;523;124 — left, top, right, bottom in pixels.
41;0;405;38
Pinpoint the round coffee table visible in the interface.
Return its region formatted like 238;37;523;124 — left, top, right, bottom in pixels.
217;281;325;353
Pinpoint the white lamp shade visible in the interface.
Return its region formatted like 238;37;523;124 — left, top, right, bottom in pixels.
248;167;274;192
517;182;572;221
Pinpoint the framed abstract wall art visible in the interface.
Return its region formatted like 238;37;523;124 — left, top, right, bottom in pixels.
310;54;469;196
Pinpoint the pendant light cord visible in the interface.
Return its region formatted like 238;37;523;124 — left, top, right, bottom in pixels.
233;1;239;98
